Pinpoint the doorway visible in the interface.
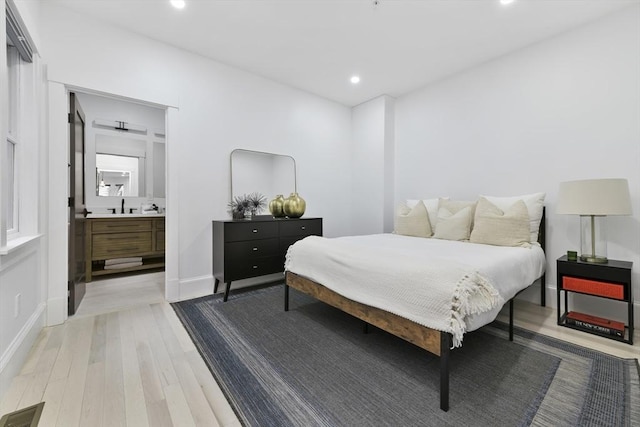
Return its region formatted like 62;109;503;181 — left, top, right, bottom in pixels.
68;90;167;315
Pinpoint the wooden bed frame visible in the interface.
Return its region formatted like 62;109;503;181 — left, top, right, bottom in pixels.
284;209;545;412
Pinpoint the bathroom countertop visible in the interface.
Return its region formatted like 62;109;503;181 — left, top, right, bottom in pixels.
87;213;166;219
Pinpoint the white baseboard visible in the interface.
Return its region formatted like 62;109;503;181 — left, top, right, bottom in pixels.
165;276;180;302
177;274;214;302
0;302;46;400
46;296;67;326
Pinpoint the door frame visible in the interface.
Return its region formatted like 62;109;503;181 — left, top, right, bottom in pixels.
45;83;175;325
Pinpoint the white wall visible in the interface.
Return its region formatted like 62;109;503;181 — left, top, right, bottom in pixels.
395;6;640;324
351;95;395;235
39;3;353;306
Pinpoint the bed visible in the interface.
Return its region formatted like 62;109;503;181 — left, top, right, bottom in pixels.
283;205;546;412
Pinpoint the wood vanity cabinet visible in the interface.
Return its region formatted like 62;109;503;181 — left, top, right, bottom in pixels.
85;217;166;281
213;217;323;301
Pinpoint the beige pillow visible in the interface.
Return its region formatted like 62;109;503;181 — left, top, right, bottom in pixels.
394;201;432;237
482;193;545;243
433;200;475;241
470;197;530;247
406;197;448;230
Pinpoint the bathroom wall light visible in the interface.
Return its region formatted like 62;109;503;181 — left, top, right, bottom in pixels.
170;0;186;10
350;75;360;84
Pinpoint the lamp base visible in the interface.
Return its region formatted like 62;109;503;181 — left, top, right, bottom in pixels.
579;254;608;264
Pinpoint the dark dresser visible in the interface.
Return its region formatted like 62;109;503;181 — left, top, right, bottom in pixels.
213;217;322;301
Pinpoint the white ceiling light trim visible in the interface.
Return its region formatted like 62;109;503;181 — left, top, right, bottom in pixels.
350;75;361;84
170;0;186;10
500;0;516;5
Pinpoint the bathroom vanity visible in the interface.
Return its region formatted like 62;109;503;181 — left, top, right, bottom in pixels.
85;215;165;281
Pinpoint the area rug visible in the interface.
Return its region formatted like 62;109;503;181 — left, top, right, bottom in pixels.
172;285;639;427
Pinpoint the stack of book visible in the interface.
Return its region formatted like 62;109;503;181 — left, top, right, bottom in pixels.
565;311;625;338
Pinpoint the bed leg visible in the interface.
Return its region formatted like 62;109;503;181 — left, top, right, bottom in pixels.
440;332;450;412
540;273;546;307
509;299;514;342
363;322;369;334
284;283;289;312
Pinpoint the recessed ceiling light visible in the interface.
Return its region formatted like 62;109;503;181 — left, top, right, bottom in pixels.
350;75;360;84
170;0;186;9
500;0;515;5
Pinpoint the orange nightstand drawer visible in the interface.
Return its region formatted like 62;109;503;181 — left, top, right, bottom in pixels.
562;276;624;300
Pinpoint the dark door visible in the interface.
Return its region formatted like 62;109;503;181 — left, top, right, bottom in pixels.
68;92;87;315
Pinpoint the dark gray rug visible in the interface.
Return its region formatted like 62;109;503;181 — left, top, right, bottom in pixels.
172;285;639;427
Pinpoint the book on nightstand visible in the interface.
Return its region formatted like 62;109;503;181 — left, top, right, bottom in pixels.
565;311;625;338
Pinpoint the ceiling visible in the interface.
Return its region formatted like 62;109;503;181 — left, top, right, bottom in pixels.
48;0;638;106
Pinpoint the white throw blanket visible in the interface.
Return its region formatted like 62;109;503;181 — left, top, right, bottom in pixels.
285;235;504;347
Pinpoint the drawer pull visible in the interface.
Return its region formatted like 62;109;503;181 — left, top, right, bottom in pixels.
252;265;258;269
252;229;258;233
252;247;258;251
301;226;306;230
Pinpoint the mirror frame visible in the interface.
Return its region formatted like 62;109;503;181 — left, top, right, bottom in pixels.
229;148;297;201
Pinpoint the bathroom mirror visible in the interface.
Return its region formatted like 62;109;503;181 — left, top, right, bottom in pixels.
94;133;166;198
230;149;296;203
96;153;144;197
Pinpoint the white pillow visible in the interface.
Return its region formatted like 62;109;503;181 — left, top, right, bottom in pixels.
482;193;545;243
406;197;448;230
470;197;530;247
433;202;474;241
394;201;432;238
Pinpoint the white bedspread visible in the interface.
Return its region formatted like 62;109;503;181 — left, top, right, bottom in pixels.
284;234;546;347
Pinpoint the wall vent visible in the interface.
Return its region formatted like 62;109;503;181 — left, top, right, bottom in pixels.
0;402;45;427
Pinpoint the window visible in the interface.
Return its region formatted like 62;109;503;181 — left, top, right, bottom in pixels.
3;0;36;246
6;44;19;235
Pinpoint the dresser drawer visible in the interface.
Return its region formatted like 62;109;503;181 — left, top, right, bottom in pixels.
225;221;279;242
562;276;625;300
92;232;152;259
279;219;322;237
92;220;152;233
227;256;283;281
227;238;280;260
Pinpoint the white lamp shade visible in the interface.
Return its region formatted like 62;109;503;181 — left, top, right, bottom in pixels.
556;179;632;216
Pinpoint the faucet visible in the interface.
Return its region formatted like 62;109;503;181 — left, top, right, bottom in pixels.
121;198;125;214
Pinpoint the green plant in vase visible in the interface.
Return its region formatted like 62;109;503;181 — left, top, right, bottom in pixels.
227;193;267;219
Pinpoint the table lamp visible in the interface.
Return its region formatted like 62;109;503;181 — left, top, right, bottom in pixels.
556;178;632;263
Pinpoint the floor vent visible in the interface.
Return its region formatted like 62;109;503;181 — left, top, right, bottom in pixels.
0;402;44;427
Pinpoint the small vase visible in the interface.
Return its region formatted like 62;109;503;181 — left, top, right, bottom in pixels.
269;195;286;218
283;193;306;218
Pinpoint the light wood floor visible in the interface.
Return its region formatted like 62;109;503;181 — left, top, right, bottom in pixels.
1;274;638;426
0;273;240;427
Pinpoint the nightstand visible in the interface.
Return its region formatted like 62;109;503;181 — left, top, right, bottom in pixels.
557;255;633;344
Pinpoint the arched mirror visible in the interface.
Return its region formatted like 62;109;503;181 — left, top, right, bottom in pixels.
230;149;296;203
